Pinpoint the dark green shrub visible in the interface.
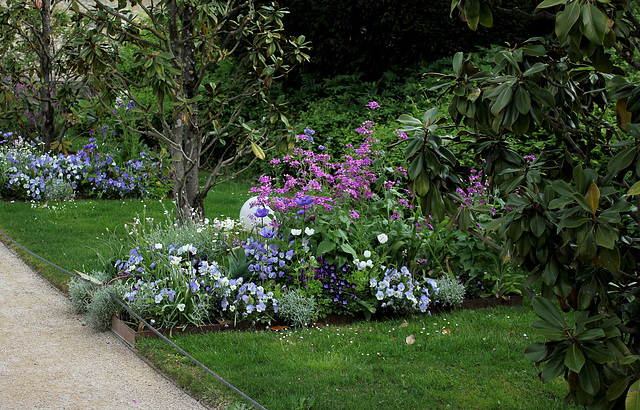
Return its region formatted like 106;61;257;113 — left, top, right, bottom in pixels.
279;0;542;79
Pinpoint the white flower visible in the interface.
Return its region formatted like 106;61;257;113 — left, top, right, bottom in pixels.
366;259;373;268
363;250;371;258
177;303;186;312
359;261;367;270
170;256;182;266
154;243;162;250
305;227;315;235
291;229;302;236
377;233;389;244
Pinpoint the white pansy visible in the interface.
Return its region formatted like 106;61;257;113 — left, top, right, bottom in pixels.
177;303;186;312
305;227;315;235
154;243;162;250
377;233;389;244
170;255;182;266
363;250;371;258
366;259;373;268
291;229;302;236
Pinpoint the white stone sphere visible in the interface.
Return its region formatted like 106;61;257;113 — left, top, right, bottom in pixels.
239;196;273;232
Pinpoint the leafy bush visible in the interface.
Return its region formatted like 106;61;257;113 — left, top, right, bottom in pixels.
86;283;125;331
277;288;318;327
69;276;94;314
434;276;465;309
279;0;539;78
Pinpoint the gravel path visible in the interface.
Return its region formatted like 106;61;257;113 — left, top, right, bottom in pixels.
0;241;207;409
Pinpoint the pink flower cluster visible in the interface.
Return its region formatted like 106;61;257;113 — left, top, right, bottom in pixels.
250;138;386;216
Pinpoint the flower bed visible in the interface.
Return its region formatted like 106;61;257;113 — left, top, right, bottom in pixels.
70;103;524;332
0;134;170;200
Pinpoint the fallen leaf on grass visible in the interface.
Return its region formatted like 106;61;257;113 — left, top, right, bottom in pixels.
442;328;451;335
406;334;415;345
399;322;409;328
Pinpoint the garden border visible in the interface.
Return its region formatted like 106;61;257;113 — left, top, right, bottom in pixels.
111;295;524;346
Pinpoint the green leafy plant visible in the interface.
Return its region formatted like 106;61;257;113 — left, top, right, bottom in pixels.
277;288;319;328
434;276;465;309
402;1;640;407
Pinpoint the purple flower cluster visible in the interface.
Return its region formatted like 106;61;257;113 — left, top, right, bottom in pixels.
250;137;381;215
244;235;293;280
313;259;357;312
0;137;169;200
369;266;438;313
455;169;498;215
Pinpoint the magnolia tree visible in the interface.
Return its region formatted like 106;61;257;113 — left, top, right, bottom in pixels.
0;0;88;150
399;0;640;407
71;0;309;223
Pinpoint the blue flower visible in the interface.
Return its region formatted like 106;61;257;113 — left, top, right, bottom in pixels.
254;208;269;218
190;281;200;292
259;226;276;239
295;195;313;207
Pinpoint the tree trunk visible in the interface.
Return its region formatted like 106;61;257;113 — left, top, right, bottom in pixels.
38;0;55;150
169;2;202;225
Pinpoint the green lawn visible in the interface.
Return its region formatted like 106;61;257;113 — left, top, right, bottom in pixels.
0;182;578;409
138;305;576;409
0;179;253;291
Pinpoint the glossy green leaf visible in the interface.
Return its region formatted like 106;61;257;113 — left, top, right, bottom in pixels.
398;114;423;127
542;260;558;286
583;345;616;364
579;359;599;396
532;296;566;328
595;225;616;250
414;171;430;197
556;1;582;42
404;138;423;159
408;154;424;180
523;62;548;77
619;355;640;365
607;147;636;175
531;89;556;108
452;52;464;75
514;87;532;115
565;344;586;373
600;246;621;273
581;3;607;44
522;44;547;57
575;328;605;341
530;213;546;237
458;208;471;232
607;339;632;359
557;215;589;231
491;85;513;116
579;231;598;261
536;0;567;10
606;377;630;402
525;342;549;362
422;107;439;126
577;277;598;310
478;1;493;28
542;353;566;383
